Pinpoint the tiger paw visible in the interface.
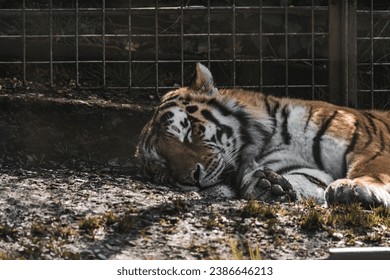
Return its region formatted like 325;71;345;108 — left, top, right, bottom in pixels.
325;178;390;208
240;167;297;203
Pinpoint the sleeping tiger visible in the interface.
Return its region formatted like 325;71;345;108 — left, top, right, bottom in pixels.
136;63;390;208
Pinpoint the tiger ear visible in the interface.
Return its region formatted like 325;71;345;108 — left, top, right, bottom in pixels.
190;63;218;96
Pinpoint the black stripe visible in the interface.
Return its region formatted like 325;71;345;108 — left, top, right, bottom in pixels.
264;95;279;130
201;109;220;126
204;160;225;183
362;121;373;149
272;101;280;119
207;98;232;116
275;164;314;175
289;172;328;189
158;101;178;112
304;108;313;132
363;112;378;135
188;115;202;124
264;96;271;115
365;129;385;165
261;159;282;167
162;93;180;103
371;174;385;184
312;111;338;170
235;110;254;146
365;112;390;134
186;105;198;114
281;105;291;145
342;122;359;176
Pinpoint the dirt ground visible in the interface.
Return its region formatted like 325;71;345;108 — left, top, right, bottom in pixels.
0;83;389;260
1;161;389;260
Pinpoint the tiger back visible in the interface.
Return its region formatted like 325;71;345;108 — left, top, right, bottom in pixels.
136;63;390;208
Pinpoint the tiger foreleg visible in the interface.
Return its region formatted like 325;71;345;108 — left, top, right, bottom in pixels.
240;167;297;203
325;178;390;208
325;156;390;208
240;166;335;204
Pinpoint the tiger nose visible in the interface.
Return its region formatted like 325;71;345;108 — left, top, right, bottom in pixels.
191;163;203;183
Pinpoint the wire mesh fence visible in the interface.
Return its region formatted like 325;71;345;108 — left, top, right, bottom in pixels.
0;0;389;109
356;0;390;109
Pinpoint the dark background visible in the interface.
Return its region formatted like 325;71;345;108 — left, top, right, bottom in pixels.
0;0;389;109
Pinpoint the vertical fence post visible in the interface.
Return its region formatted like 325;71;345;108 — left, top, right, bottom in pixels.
22;0;26;85
155;0;159;97
128;0;132;93
49;0;53;87
102;0;106;89
75;0;79;87
329;0;357;107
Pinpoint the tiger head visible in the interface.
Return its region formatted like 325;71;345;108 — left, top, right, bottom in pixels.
136;63;270;191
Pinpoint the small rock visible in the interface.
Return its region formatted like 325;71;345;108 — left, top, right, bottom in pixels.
332;232;344;240
97;253;107;260
127;241;137;247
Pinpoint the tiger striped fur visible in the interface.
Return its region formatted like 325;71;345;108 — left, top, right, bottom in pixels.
136;63;390;208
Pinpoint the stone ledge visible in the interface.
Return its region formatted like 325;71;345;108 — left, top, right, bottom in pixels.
0;94;154;166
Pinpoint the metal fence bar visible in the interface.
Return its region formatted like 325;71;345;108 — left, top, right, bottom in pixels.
284;1;289;96
0;6;331;13
232;0;236;88
207;0;211;68
102;0;106;88
128;0;132;93
311;0;315;100
75;0;79;87
347;0;357;108
180;0;184;87
328;0;357;107
22;0;26;85
0;32;331;39
1;58;329;64
49;0;53;86
259;0;263;92
370;0;374;108
155;0;159;97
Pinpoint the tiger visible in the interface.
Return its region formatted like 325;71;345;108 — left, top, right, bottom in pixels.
136;63;390;208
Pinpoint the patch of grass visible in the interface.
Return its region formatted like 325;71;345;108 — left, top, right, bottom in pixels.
0;224;17;238
188;239;219;259
299;209;324;231
172;197;189;213
325;203;379;229
30;222;49;237
53;225;78;239
78;216;102;237
373;206;390;227
160;197;189;216
103;211;119;226
240;200;278;219
299;202;389;234
362;231;384;244
0;251;11;260
229;239;243;260
248;243;262;260
115;213;137;234
60;250;81;260
204;212;224;230
228;238;262;260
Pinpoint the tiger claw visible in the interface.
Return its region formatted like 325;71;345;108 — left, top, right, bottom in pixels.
241;167;297;202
